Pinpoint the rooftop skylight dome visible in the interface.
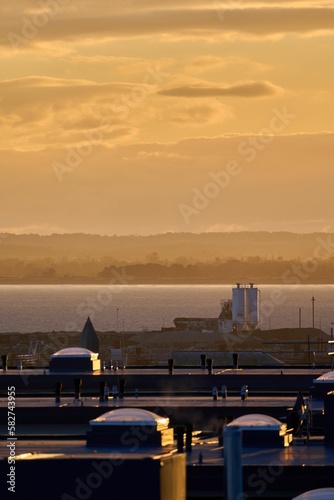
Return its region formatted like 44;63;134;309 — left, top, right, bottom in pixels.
227;413;284;430
49;347;100;371
315;371;334;382
292;488;334;499
90;408;170;431
226;413;293;447
51;347;98;358
311;371;334;397
87;408;174;448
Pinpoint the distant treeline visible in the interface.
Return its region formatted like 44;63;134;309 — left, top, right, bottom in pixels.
1;256;334;283
98;258;334;284
1;231;334;262
1;231;334;283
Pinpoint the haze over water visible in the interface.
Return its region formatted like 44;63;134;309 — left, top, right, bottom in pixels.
0;284;333;335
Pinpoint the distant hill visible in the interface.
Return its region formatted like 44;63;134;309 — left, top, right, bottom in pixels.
0;232;333;283
0;231;333;261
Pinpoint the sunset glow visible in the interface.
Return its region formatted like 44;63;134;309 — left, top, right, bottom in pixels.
1;0;333;235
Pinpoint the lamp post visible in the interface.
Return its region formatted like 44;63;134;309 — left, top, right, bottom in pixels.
116;308;119;333
311;296;315;328
331;323;334;370
122;318;125;354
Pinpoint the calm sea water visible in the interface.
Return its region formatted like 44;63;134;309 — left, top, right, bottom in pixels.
0;284;333;334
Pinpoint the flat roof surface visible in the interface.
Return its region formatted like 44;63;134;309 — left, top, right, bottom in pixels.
0;439;177;460
1;436;334;468
0;367;329;376
0;395;298;409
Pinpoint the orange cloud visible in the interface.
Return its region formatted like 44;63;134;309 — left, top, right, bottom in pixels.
158;81;283;98
1;5;334;52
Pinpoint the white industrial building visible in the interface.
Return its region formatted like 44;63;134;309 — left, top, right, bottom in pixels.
219;283;260;333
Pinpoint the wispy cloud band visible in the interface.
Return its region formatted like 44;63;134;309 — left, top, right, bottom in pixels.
158;81;283;98
2;6;334;51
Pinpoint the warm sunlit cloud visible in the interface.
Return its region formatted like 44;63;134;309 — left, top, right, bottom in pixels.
0;75;286;149
0;76;160;149
186;56;271;74
0;133;333;235
158;81;284;98
162;101;235;127
1;0;333;236
1;5;334;54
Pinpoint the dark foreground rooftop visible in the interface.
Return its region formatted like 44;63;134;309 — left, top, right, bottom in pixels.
1;434;334;499
1;367;334;499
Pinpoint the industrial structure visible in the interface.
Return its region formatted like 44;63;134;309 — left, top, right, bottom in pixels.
174;283;260;333
219;282;260;333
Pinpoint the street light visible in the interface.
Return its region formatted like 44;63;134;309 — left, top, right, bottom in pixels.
331;323;334;370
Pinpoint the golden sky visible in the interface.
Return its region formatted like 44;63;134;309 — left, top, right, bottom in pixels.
1;0;334;235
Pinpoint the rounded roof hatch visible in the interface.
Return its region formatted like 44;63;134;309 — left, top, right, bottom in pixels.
90;408;169;430
292;488;334;499
51;347;98;359
227;413;283;430
314;371;334;382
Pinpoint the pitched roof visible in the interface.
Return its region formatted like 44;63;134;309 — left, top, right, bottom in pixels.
79;316;99;353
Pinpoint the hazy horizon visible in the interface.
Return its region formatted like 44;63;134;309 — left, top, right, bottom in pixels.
2;229;334;237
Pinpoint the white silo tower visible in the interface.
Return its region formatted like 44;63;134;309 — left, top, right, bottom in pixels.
245;282;259;327
232;283;246;327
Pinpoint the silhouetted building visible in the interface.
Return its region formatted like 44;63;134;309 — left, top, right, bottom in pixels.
79;316;99;353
